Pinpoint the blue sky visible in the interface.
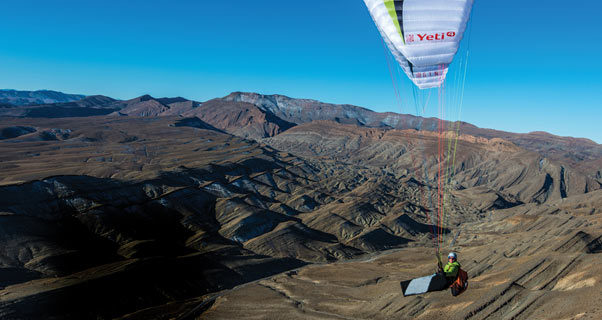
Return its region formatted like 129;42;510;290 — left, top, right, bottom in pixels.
1;0;601;142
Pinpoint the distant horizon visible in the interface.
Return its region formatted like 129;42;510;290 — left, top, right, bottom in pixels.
3;87;600;144
2;1;600;144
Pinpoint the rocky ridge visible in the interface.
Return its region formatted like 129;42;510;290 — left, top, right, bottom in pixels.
2;90;600;177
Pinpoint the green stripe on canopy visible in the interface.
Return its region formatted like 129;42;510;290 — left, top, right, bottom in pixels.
384;0;404;44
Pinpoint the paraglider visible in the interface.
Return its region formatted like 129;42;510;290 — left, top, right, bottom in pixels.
363;0;475;296
400;252;468;296
363;0;474;88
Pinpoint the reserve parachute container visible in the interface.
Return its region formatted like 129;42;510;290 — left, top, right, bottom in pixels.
363;0;473;89
400;273;449;296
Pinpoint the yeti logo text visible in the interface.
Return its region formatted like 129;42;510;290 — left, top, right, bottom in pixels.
414;31;456;41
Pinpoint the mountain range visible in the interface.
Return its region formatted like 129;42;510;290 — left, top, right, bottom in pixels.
1;89;600;174
0;89;601;319
0;89;85;106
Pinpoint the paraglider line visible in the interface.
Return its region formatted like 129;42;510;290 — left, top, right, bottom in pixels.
381;38;403;112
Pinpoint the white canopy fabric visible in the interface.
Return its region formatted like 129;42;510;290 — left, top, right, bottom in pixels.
364;0;473;89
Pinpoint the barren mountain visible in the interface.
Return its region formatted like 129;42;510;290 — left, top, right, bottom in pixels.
223;91;394;126
0;89;85;106
182;98;296;140
109;95;172;117
0;90;600;319
0;95;117;117
265;121;600;205
0;93;201;119
2;90;600;176
226;92;602;175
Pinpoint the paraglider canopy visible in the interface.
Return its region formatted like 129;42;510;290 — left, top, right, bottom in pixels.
364;0;474;89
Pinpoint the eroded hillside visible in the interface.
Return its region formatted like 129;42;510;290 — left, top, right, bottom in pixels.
0;116;479;319
0;96;600;319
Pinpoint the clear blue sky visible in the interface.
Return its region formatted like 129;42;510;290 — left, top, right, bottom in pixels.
1;0;601;142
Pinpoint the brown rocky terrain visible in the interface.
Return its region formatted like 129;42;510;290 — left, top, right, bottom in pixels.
0;91;600;319
181;99;296;140
201;189;602;320
0;116;314;319
266;121;600;204
3;90;601;177
225;92;602;176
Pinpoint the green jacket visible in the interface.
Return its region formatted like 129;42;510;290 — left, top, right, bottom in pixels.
444;261;461;278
